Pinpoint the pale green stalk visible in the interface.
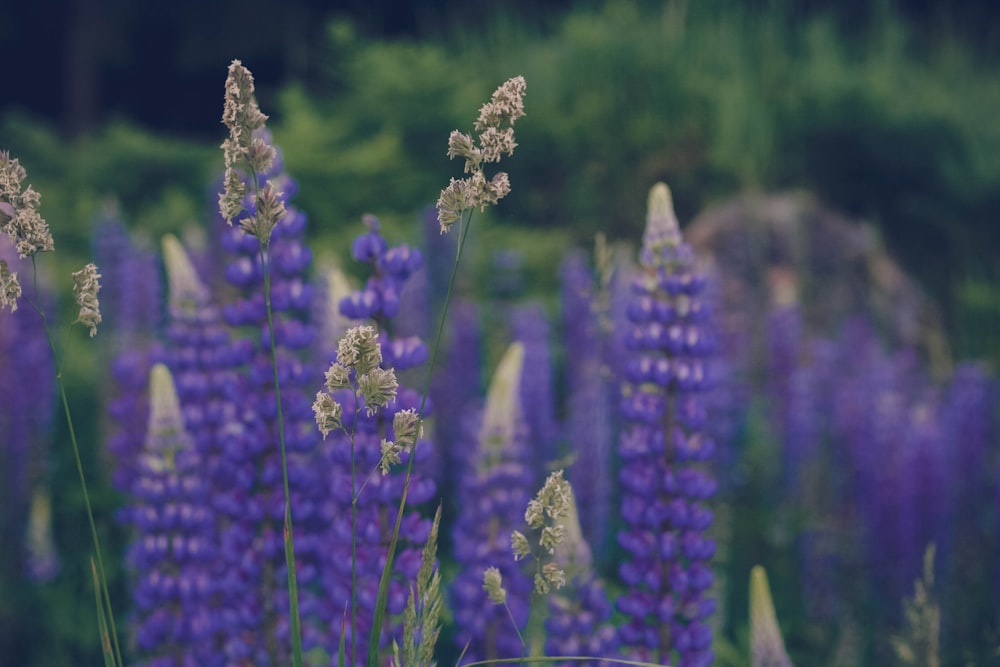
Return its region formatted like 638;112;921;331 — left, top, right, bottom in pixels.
28;258;123;667
367;209;474;667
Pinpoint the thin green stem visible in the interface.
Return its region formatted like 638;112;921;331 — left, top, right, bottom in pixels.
367;210;474;667
28;257;123;667
349;395;359;667
259;246;304;667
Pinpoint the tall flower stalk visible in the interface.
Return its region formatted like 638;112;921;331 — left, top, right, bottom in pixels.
217;60;304;667
367;75;526;667
616;183;717;667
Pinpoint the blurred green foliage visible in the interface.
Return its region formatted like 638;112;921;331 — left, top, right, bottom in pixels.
3;0;998;356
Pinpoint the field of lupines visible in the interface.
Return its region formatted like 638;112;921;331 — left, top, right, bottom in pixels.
1;56;998;667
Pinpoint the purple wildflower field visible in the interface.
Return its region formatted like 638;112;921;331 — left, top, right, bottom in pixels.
1;58;998;667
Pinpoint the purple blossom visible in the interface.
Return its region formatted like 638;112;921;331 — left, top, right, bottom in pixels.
214;146;330;664
322;217;436;665
615;184;717;667
123;364;218;667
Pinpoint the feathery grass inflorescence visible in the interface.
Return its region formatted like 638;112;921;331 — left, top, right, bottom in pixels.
313;217;436;666
217;59;316;667
1;149;121;666
369;75;526;667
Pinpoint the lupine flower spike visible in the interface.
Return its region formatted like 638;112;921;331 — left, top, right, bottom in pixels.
617;182;718;667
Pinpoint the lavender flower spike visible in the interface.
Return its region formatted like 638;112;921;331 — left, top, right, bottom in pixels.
616;182;718;667
750;566;793;667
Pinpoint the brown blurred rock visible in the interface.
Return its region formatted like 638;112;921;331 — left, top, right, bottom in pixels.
684;190;951;378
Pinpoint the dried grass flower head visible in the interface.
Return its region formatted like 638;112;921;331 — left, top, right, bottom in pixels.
71;262;102;337
218;60;286;242
0;150;54;258
436;76;526;233
0;259;21;312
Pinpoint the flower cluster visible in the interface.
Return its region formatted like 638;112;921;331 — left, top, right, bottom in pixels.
218;60;286;241
339;214;425;323
0;151;54;312
436;76;526;232
512;470;571;595
616;183;717;667
0;150;54;259
71;262;103;337
314;324;398;432
124;364;218;667
319;219;435;665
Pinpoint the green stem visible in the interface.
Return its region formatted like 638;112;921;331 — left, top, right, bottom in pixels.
29;257;123;667
259;246;304;667
367;210;474;667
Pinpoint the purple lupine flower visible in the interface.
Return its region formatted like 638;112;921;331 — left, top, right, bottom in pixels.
616;184;717;667
451;343;534;663
321;216;436;665
511;301;559;475
124;364;217;667
0;239;56;582
215;143;331;664
560;250;614;556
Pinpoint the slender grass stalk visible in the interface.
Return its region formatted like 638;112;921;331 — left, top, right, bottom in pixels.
257;245;304;667
26;258;123;667
90;558;116;667
367;209;474;667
